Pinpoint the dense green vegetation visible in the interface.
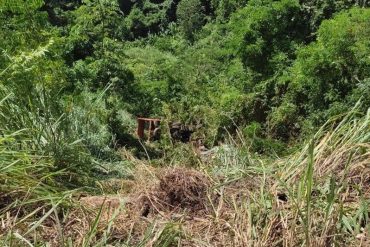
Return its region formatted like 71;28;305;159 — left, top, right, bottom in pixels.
0;0;369;246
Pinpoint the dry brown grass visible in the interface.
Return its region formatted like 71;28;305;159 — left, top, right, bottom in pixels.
1;110;369;246
2;158;369;246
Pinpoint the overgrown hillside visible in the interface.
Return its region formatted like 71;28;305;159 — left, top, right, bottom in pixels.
0;0;369;246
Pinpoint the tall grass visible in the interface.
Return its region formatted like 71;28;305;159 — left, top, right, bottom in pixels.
0;130;74;245
194;104;370;246
0;44;133;245
1;87;368;246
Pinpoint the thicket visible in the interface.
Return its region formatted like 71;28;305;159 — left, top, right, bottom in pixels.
0;0;369;245
1;0;369;171
1;0;369;175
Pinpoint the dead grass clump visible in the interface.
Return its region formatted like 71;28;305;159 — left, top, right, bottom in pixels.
40;195;149;247
99;179;136;194
79;195;123;209
39;168;212;246
139;168;211;216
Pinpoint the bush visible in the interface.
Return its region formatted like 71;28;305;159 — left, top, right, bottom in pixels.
243;122;286;154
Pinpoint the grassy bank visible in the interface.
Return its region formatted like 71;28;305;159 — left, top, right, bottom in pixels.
1;106;368;246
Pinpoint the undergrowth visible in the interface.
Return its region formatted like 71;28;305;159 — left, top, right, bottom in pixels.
0;105;368;246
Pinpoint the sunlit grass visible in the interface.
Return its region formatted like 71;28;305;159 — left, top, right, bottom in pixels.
0;97;369;246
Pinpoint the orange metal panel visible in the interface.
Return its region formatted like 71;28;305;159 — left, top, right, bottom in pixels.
136;117;161;140
137;119;145;139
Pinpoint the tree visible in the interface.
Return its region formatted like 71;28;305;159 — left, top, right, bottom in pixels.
211;0;248;20
269;7;370;139
0;0;44;12
229;0;304;80
177;0;206;40
65;0;128;62
221;0;305;133
299;0;370;40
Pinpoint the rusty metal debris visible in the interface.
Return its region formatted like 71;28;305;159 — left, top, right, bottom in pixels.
136;117;161;141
